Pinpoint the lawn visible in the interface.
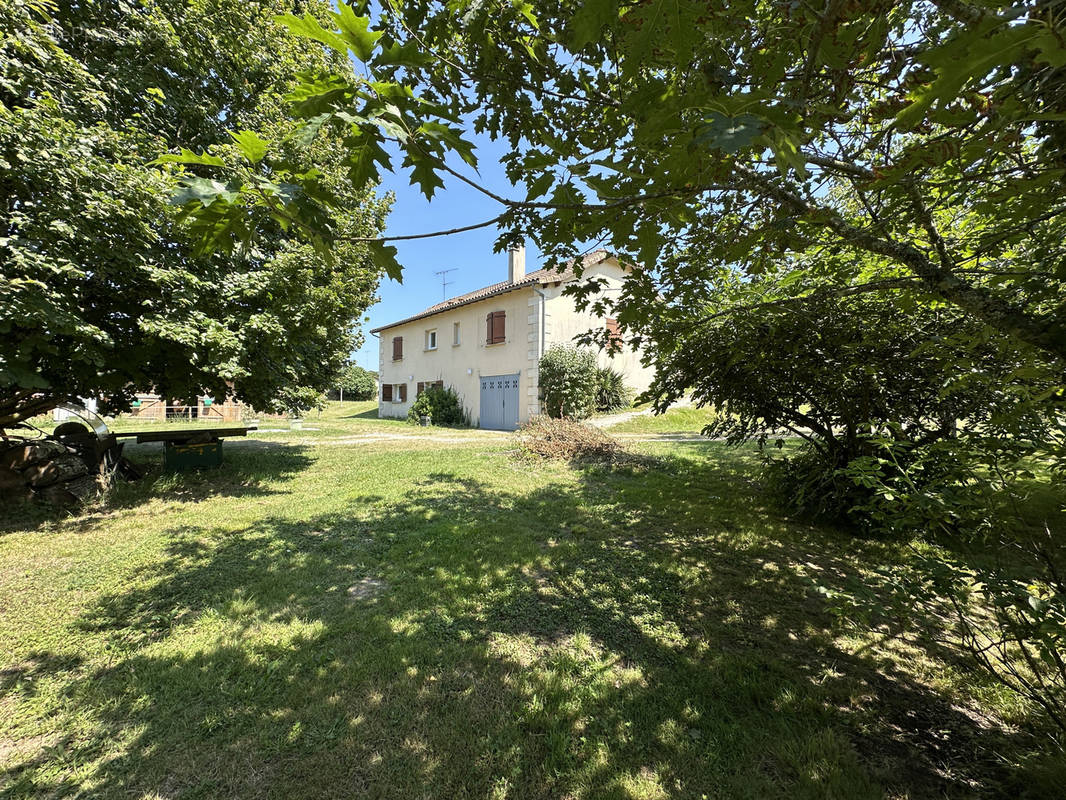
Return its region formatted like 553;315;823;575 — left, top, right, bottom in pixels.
608;406;721;436
0;407;1061;798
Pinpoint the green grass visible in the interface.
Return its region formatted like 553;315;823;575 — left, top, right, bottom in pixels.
0;408;1062;798
28;401;480;442
608;406;721;435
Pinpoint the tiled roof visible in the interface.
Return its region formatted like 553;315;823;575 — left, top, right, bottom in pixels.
370;250;611;333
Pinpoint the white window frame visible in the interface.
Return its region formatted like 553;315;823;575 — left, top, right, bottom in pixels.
452;321;461;346
425;329;437;351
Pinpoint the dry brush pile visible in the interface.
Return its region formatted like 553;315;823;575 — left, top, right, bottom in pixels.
514;415;623;463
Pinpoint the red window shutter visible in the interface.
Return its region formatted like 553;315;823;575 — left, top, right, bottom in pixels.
393;336;403;360
487;311;506;344
382;384;393;402
606;318;621;346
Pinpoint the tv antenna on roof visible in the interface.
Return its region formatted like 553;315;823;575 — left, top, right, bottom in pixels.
434;268;457;300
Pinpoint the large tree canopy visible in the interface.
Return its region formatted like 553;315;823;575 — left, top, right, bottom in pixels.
170;0;1066;370
0;0;391;426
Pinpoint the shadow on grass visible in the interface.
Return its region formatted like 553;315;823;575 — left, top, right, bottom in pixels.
1;450;1057;798
0;441;314;535
344;407;386;421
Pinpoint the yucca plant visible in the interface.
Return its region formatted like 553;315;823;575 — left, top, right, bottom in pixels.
595;367;634;413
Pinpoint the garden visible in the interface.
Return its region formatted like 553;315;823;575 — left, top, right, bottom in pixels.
1;403;1062;798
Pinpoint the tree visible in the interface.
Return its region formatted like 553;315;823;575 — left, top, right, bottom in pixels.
337;364;377;401
0;0;390;426
168;1;1066;369
159;0;1066;735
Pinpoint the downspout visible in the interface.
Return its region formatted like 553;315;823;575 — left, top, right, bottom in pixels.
533;286;547;415
532;286;547;357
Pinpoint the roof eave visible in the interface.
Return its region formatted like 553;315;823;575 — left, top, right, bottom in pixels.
369;279;535;334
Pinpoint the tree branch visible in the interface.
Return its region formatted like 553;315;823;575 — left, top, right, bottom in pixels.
341;214;506;242
733;165;1066;362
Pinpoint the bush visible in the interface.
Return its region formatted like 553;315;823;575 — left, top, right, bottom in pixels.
515;415;621;462
766;428;1041;537
335;365;377;401
595;366;634;413
539;345;598;419
406;385;468;426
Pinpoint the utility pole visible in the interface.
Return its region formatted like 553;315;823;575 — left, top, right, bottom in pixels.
434;268;457;300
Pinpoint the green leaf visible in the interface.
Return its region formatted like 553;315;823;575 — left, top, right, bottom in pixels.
275;12;351;56
417;121;478;168
230;130;268;164
367;240;403;282
403;148;446;200
513;1;539;31
152;148;226;167
377;40;433;67
172;176;238;206
292;113;331;149
335;4;382;62
525;172;555;201
693;112;766;154
344;136;391;186
1032;29;1066;68
569;0;616;49
896;24;1036;130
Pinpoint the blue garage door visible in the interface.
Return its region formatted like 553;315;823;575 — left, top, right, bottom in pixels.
479;373;520;430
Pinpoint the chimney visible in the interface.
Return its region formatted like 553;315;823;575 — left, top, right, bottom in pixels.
508;245;526;283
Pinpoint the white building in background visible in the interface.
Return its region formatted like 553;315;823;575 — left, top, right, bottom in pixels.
372;248;654;430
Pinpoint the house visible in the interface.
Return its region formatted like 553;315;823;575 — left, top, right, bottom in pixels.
371;248;654;430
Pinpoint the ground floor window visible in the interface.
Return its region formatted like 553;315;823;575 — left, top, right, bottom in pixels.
416;380;444;396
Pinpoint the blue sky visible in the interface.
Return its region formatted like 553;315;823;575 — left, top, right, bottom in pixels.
351;135;542;369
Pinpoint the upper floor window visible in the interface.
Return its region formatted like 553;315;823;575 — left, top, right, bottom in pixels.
453;322;461;346
392;336;403;361
606;318;622;347
426;329;437;350
486;311;506;345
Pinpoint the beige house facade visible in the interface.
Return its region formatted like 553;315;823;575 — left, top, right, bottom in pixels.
371;249;654;429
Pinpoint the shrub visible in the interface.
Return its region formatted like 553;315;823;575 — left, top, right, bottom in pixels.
595;366;634;413
407;385;468;426
336;365;377;401
515;415;620;461
539;345;598;419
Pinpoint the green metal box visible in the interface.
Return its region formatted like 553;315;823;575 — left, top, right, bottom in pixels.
164;439;223;471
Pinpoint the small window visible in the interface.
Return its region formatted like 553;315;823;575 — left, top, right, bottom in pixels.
426;329;437;350
606;318;622;347
486;311;506;344
392;336;403;361
417;380;444;397
453;322;461;346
